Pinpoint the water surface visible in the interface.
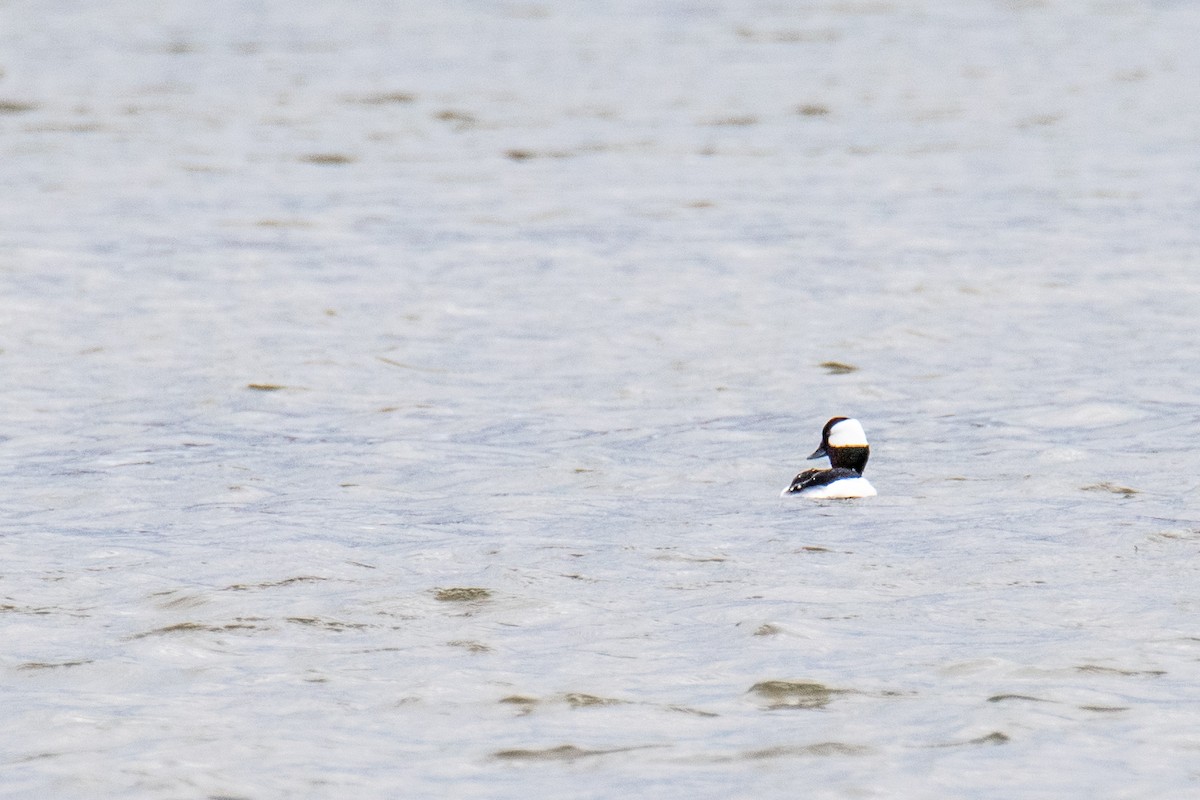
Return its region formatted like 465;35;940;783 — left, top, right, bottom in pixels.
3;1;1200;797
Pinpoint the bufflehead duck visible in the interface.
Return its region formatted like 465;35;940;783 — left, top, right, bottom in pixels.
781;417;877;499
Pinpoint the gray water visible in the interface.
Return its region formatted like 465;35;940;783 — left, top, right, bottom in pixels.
3;1;1200;797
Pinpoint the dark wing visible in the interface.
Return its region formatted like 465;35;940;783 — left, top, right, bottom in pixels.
784;467;860;494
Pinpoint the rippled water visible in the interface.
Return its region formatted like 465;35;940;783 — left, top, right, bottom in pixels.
4;1;1200;797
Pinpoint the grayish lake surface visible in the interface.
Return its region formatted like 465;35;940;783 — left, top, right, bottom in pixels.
3;1;1200;797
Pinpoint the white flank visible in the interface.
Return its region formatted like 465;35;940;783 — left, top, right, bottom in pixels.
827;418;869;447
784;477;877;499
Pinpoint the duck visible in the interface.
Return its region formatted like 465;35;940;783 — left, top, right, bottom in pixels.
781;417;877;499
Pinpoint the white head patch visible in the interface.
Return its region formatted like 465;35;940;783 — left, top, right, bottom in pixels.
827;418;868;447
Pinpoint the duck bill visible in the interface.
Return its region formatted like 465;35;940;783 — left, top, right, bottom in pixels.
807;445;827;460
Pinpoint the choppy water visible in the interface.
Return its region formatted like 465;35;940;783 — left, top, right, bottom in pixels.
4;1;1200;797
